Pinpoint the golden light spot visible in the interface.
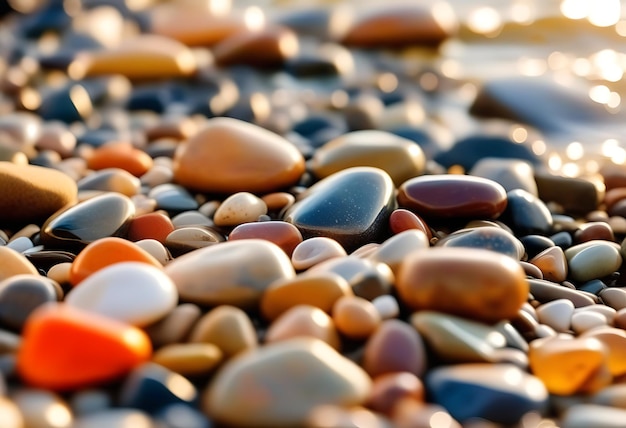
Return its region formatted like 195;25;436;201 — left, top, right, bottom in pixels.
244;6;265;31
589;85;611;104
572;57;591;76
330;90;349;109
44;403;72;428
548;51;569;70
166;374;197;401
429;411;455;428
560;0;590;20
548;153;562;171
566;141;584;160
511;126;528;143
562;162;580;177
532;139;546;156
519;57;547;76
616;20;626;36
608;92;621;110
588;0;620;27
510;2;534;24
419;72;439;91
378;72;398;93
467;6;502;36
440;59;461;79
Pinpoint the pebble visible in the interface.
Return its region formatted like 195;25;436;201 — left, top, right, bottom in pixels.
87;141;153;177
165;239;295;307
396;247;528;323
261;271;352;321
77;168;141;197
397;174;507;221
529;246;568;283
173;117;305;194
17;303;151;390
291;237;347;270
600;287;626;311
535;299;574;333
12;389;73;428
152;343;223;377
126;212;175;243
284;167;396;251
426;363;548;425
580;326;626;377
310;130;425;186
205;337;372;427
144;303;200;348
69;237;163;286
435;226;524;259
40;192;135;250
189;305;257;358
229;220;303;256
148;184;199;213
371;295;400;320
0;161;77;224
535;172;602;215
367;371;424;416
332;295;381;340
0;246;39;280
528;278;597;307
369;229;430;274
560;404;626;428
213;192;268;227
469;158;538;195
265;305;341;350
0;274;59;331
503;189;554;234
565;240;623;283
388;208;433;239
65;262;178;327
71;409;153;428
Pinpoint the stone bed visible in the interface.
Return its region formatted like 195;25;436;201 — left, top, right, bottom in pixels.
0;0;626;427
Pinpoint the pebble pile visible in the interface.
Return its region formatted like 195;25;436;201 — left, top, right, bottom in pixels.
1;0;626;427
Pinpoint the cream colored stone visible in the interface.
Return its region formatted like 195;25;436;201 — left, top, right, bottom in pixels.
213;192;267;227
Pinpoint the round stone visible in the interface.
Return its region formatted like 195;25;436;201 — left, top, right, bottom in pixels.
229;221;303;256
332;295;381;340
204;337;372;427
189;305;257;358
535;299;574;333
565;241;622;283
502;189;553;234
265;305;341;350
173;117;305;194
87;141;153;178
396;247;528;323
0;275;59;331
213;192;268;227
291;237;347;271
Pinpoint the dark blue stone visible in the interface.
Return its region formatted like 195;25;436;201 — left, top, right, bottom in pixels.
283;166;396;252
119;363;199;415
148;184;198;213
0;276;59;331
292;114;346;138
577;279;606;295
40;193;135;250
435;226;524;259
502;189;553;234
77;129;122;148
38;84;92;123
126;86;171;113
549;231;573;249
434;135;541;171
389;125;442;159
19;0;72;38
519;234;555;259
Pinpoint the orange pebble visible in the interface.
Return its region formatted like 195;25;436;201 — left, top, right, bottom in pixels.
87;141;153;177
69;237;163;286
126;212;175;243
17;303;151;391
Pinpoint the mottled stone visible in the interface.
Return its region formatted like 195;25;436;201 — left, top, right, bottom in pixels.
214;26;299;68
213;192;268;227
397;174;507;221
165;239;294;307
40;193;135;250
426;363;548;425
502;189;553;234
363;319;427;378
229;221;303;256
397;248;528;323
529;246;568;283
173;117;305;194
284;167;396;252
152;343;223;377
291;237;347;270
565;240;622;283
0;161;77;224
266;305;341;350
311;130;425;186
0;275;59;331
435;226;524;259
205;338;372;427
189;305;257;358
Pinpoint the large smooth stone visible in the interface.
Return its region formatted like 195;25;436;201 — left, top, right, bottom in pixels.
173;117;305;194
205;337;371;427
426;363;548;425
397;175;507;221
284;167;396;252
40;193;135;250
164;239;295;308
535;171;602;215
70;35;197;80
435;226;524;259
310;130;425;186
502;189;553;234
565;240;623;283
65;262;178;327
0;162;76;224
397;247;528;323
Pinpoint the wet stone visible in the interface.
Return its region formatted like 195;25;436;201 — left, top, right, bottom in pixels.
388;208;433;240
284;166;396;252
561;404;626;428
426;363;548;425
520;234;556;260
580;326;626;377
40;192;135;250
0;274;59;331
369;229;430;274
529;246;568;283
397;174;507;222
332;295;381;340
502;188;554;234
148;184;199;213
164;226;224;257
435;226;524;259
229;221;303;256
126;212;175;244
290;237;347;271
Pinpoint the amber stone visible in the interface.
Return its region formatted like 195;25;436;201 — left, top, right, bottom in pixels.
397;175;507;221
229;221;303;256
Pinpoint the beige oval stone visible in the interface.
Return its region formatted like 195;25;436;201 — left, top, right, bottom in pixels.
565;241;622;283
332;295;381;340
165;239;295;307
265;305;341;350
0;162;77;224
571;311;608;335
369;229;429;275
396;248;528;323
581;326;626;376
71;35;197;80
535;299;574;333
0;247;39;281
261;272;353;321
600;287;626;311
144;303;201;348
189;305;257;358
205;337;371;427
152;343;223;376
47;262;72;286
173;117;305;194
213;192;267;227
134;239;171;266
311;130;426;186
291;237;347;270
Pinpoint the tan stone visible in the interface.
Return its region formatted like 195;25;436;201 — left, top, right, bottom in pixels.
213;192;267;227
152;343;223;376
265;305;341;350
189;305;257;358
530;246;568;283
332;295;381;340
0;247;39;281
581;326;626;376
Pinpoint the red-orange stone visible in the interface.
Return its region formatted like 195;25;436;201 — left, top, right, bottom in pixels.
87;141;153;177
397;175;507;220
126;212;175;243
69;237;163;286
228;221;303;256
389;208;432;240
17;303;151;391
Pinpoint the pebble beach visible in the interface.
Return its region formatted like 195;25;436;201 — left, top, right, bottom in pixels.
2;0;626;426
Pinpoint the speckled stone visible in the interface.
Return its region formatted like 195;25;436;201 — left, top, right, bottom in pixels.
397;174;507;221
310;130;425;186
284;167;396;252
397;247;528;323
189;305;257;358
205;338;372;427
435;226;524;259
165;239;295;308
213;192;268;227
164;226;224;257
173;117;305;194
426;363;548;425
0;161;77;224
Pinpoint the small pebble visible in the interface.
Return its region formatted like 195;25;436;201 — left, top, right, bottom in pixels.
189;305;257;358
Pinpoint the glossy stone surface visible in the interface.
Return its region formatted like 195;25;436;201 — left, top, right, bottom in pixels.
565;240;623;283
284;167;396;251
397;174;507;221
369;229;430;274
426;363;548;425
502;189;554;234
0;247;39;281
205;338;372;427
310;130;425;186
388;208;433;239
229;221;303;256
529;246;568;283
332;295;381;340
0;161;77;224
87;142;153;178
397;247;528;323
77;168;141;197
40;193;135;250
265;305;341;350
470;158;538;195
0;275;59;331
213;192;268;227
435;226;524;259
290;237;347;270
173;117;305;194
165;239;295;308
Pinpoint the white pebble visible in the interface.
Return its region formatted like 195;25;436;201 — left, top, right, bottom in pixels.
371;294;399;320
571;311;608;335
6;237;33;253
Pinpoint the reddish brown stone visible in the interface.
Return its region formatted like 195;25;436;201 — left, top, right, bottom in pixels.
575;222;615;243
367;372;424;415
389;208;432;240
228;221;303;256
